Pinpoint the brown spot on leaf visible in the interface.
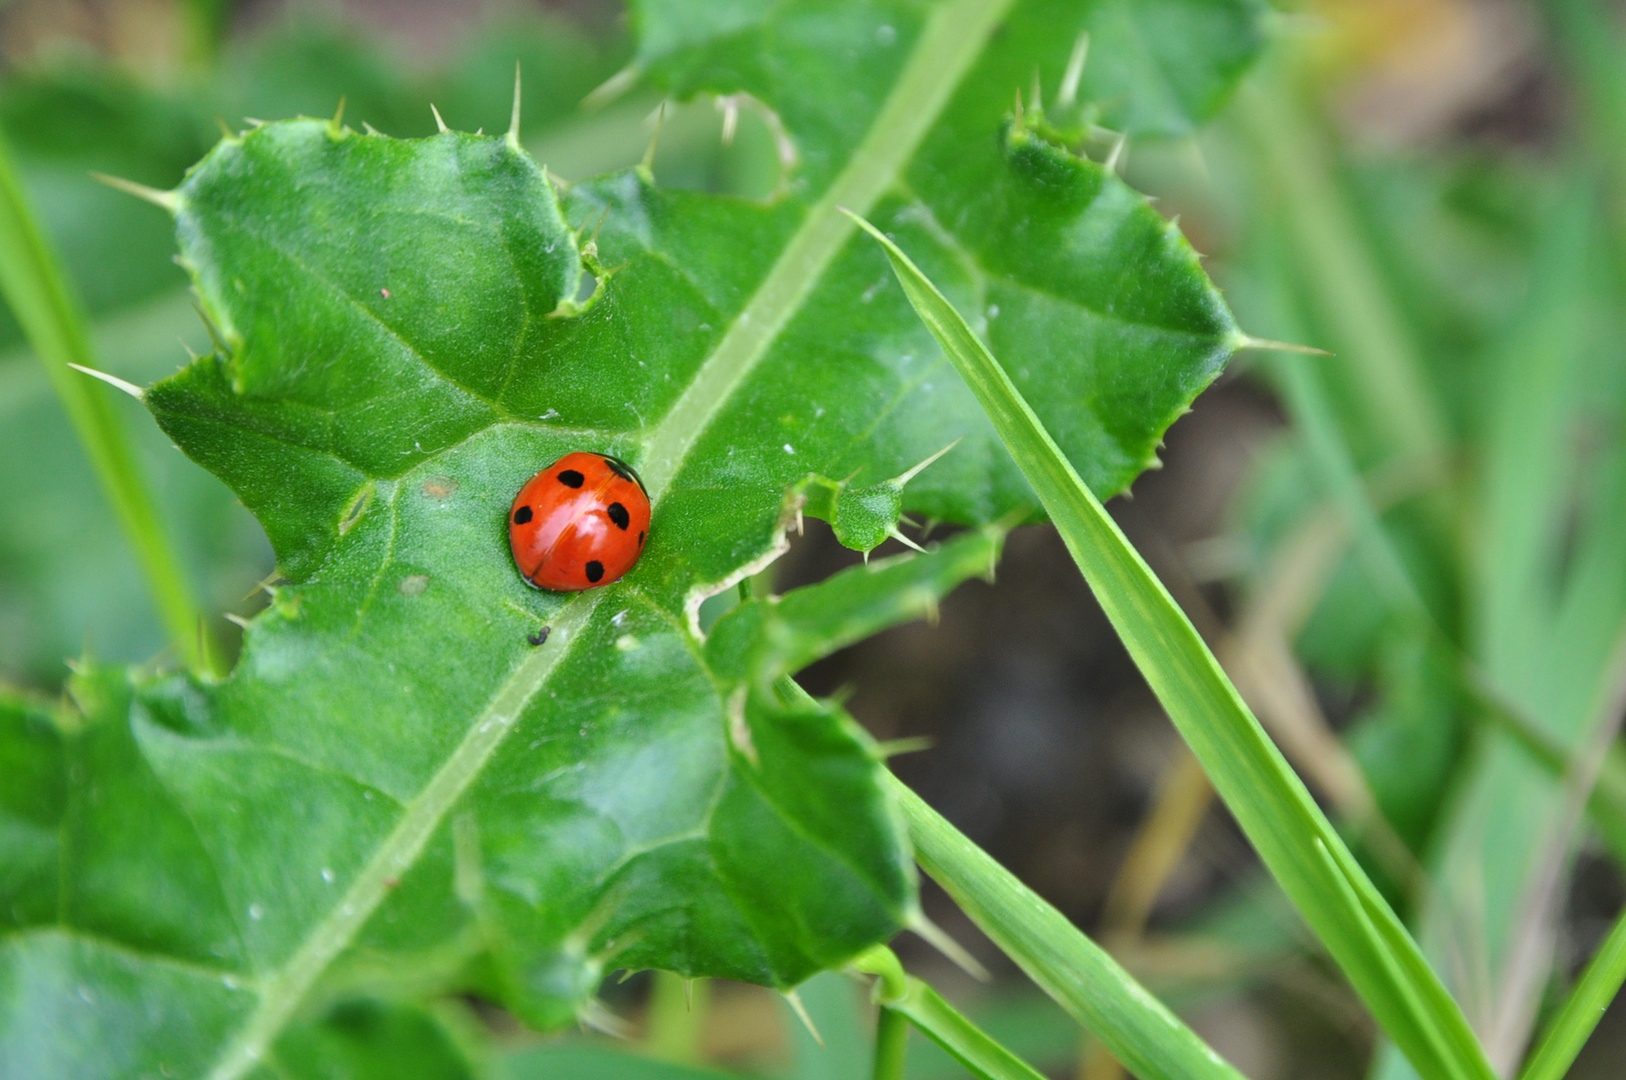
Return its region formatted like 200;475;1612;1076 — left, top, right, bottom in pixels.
421;476;459;500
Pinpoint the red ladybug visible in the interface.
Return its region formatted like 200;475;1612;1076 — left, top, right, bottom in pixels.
509;452;651;591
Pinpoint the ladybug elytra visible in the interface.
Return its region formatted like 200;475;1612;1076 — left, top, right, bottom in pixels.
509;452;651;591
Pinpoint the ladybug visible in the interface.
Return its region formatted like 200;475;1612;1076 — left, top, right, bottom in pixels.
508;452;651;591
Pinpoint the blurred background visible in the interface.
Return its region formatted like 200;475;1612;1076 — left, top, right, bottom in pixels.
3;0;1625;1077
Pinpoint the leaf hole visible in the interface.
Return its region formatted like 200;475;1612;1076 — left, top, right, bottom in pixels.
574;272;597;305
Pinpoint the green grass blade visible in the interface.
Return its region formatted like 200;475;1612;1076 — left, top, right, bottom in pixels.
0;128;209;674
849;211;1496;1080
1518;898;1626;1080
885;782;1245;1080
1232;72;1449;483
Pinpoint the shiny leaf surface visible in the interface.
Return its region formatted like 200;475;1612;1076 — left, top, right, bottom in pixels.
0;0;1260;1073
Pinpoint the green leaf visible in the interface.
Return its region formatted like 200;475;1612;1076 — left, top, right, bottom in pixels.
1065;0;1268;137
849;213;1495;1080
271;998;480;1080
3;0;1262;1072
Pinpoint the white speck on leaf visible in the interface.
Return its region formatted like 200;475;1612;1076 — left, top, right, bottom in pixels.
784;444;795;454
987;303;1000;318
248;903;264;921
876;24;896;45
321;867;335;883
615;634;638;651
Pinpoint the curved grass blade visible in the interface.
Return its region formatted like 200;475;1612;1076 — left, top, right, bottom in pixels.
1518;898;1626;1080
848;210;1496;1080
853;946;1054;1080
886;781;1243;1080
0;129;209;674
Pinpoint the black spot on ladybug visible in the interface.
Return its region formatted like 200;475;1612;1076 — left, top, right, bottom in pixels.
585;560;605;583
557;469;585;488
513;505;533;525
606;502;630;530
527;626;551;647
637;530;645;547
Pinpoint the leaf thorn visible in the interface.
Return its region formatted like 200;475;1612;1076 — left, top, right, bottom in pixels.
892;436;962;488
718;94;740;146
910;912;990;981
192;302;231;356
224;612;252;630
67;362;144;400
874;735;934;759
782;989;823;1045
583;63;640;110
1237;333;1332;357
1059;30;1090;107
90;172;179;213
329;95;346;134
886;525;927;554
578;999;633;1040
507;63;523;146
430;103;450;133
640;102;668;176
1105;131;1128;174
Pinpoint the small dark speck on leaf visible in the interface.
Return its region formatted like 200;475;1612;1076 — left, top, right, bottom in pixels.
528;627;551;647
384;877;400;888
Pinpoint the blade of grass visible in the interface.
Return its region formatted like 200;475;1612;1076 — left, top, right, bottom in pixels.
1231;74;1450;484
1518;896;1626;1080
1470;680;1626;862
1545;0;1626;273
857;935;1186;1080
849;210;1496;1080
1488;627;1626;1072
0;128;211;674
886;780;1246;1080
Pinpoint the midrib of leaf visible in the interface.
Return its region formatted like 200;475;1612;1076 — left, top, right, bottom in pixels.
206;595;599;1080
205;2;1014;1074
638;0;1017;500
